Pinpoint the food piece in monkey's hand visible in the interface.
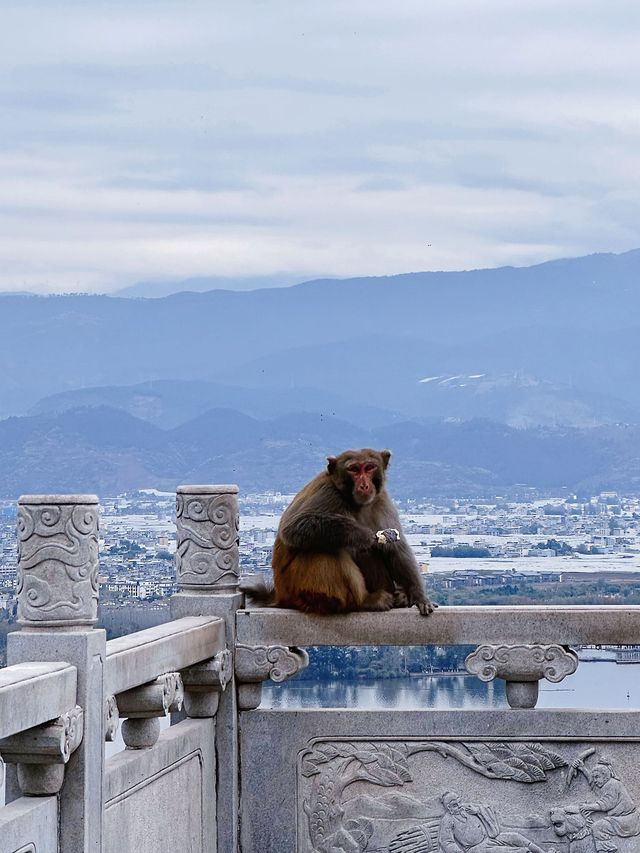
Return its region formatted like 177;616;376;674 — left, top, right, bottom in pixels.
376;528;400;545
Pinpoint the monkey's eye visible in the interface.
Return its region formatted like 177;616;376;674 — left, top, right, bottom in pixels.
364;463;377;473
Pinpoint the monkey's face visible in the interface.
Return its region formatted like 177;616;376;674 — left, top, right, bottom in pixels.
327;448;390;506
346;459;380;505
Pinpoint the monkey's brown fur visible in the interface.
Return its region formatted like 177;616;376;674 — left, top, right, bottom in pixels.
244;449;437;616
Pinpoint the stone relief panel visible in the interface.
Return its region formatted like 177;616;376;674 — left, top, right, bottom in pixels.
17;496;99;627
298;739;640;853
175;487;239;591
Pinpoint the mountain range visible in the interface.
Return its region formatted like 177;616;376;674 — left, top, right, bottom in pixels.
2;405;640;500
2;248;640;497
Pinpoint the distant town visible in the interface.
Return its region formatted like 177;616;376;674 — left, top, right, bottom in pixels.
2;488;640;619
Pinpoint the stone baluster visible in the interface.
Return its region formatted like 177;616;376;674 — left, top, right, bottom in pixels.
116;673;183;748
235;644;310;710
465;643;579;709
7;494;106;852
171;484;241;853
181;649;233;717
0;706;83;795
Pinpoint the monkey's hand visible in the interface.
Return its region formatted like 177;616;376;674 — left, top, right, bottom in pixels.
408;588;438;616
416;599;438;616
376;528;400;545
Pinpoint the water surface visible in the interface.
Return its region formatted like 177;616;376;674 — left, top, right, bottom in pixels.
262;661;640;710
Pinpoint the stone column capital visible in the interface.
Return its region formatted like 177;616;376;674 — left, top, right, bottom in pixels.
176;485;240;593
17;494;100;629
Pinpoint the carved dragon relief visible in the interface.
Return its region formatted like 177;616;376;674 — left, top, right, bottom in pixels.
298;741;640;853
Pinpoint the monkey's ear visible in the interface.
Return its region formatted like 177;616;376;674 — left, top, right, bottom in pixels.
381;450;391;469
327;456;337;474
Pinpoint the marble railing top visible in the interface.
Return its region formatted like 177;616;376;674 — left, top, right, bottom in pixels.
176;484;239;494
18;494;99;504
104;616;225;696
0;662;77;740
235;604;640;647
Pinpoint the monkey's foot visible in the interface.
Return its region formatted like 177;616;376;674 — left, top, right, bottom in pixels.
361;590;394;611
392;589;410;608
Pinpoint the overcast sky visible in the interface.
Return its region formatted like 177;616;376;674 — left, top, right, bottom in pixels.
2;0;640;293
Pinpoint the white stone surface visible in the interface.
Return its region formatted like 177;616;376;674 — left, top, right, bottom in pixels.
0;662;76;740
236;604;640;646
104;718;216;853
105;616;225;695
0;795;57;853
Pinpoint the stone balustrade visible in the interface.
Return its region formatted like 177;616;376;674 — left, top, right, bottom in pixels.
1;487;640;853
105;616;226;696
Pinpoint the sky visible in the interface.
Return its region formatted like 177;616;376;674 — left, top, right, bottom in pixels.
2;0;640;294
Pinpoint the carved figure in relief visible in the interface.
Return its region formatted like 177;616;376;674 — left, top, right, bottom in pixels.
244;449;436;615
548;806;597;853
438;790;546;853
299;741;640;853
572;758;640;852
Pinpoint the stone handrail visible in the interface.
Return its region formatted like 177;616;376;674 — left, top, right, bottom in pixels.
236;603;640;646
104;615;225;696
0;661;77;740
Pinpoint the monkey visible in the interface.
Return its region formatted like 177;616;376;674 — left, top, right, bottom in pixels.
242;448;437;616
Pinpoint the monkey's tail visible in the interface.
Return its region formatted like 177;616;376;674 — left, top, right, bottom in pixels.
239;575;277;607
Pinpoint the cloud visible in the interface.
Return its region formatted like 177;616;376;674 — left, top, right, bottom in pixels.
1;0;640;291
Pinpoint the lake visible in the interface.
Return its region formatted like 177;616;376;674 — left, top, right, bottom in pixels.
261;660;640;710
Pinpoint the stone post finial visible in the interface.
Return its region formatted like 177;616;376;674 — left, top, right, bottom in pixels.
176;485;240;592
17;494;100;629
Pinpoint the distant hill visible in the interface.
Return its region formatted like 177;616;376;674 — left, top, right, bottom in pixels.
115;272;312;298
2;405;640;499
29;379;401;429
2;249;640;426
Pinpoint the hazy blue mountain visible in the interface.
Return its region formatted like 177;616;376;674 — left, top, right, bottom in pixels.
29;379;401;429
115;272;313;297
1;404;640;499
230;333;640;426
2;249;640;424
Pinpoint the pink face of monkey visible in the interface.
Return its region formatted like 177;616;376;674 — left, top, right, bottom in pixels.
346;459;379;504
327;449;391;506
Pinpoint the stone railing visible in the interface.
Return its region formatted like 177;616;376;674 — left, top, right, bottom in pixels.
2;487;640;853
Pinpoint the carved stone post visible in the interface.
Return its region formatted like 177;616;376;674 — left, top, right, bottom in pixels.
7;494;106;852
175;484;240;591
171;484;241;853
465;644;579;709
16;494;100;628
